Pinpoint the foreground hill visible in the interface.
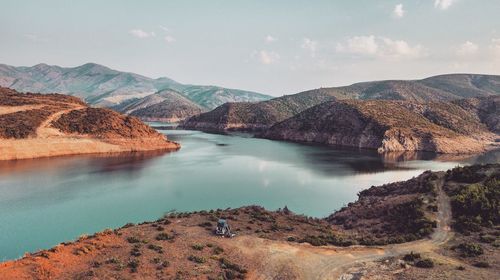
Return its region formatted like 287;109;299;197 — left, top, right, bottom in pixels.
261;97;500;154
0;87;179;160
181;74;500;133
0;63;271;108
1;164;498;279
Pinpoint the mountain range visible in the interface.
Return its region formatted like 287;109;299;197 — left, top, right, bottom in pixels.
0;63;272;111
181;74;500;132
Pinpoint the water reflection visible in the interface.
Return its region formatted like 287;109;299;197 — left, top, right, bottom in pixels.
0;150;170;176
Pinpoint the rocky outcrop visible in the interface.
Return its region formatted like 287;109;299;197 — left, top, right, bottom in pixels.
260;99;498;154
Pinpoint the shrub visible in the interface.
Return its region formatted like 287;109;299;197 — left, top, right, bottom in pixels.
220;258;247;274
188;255;206;264
415;258;434;268
191;244;204;251
126;237;140;244
457;243;483;257
130;245;141;257
147;244;163;254
403;252;421;262
386;199;435;238
128;259;139;273
213;246;224;255
450;177;499;232
156;233;174;241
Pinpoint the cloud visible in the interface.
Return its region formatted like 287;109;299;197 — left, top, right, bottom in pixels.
256;50;280;65
301;38;318;57
129;29;156;38
164;35;176;43
434;0;455;10
159;25;170;32
489;38;500;58
336;35;378;55
336;35;425;59
393;4;405;18
456;41;478;56
265;35;277;43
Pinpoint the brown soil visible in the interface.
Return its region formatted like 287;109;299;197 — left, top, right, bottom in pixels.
0;87;180;161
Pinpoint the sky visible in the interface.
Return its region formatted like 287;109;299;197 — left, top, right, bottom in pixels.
1;0;500;96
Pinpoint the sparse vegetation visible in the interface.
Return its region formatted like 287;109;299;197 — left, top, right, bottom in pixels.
415;258;434;268
187;255;206;264
456;243;484;257
156;232;174;241
191;244;204;251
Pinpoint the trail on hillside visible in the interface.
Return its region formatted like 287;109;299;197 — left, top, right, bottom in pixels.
36;105;84;138
238;174;457;279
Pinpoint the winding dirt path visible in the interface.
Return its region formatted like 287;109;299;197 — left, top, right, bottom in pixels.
238;174;456;279
36;105;85;138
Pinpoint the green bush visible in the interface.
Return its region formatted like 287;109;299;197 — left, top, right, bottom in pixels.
451;178;499;232
387;199;435;238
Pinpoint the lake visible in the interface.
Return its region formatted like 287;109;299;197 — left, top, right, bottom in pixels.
0;127;498;260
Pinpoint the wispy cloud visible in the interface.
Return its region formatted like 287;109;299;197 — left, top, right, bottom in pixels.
456;41;478;56
129;29;156;38
434;0;456;10
253;50;280;65
393;4;405;18
336;35;426;59
301;38;318;58
265;35;277;43
336;35;378;55
164;35;176;43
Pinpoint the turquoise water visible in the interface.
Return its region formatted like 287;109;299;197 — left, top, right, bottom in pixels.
0;128;498;260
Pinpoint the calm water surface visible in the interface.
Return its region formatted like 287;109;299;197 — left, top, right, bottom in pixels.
0;127;498;260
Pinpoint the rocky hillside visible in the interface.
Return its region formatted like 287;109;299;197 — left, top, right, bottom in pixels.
114;89;205;122
261;98;499;153
181;74;500;133
0;87;179;160
0;63;271;108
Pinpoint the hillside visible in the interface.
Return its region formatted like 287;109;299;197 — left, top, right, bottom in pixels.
115;89;205;122
0;164;497;279
261;98;499;154
0;87;179;160
181;74;500;133
0;63;271;108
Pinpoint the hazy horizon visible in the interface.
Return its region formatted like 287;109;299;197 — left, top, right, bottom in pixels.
2;0;500;96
